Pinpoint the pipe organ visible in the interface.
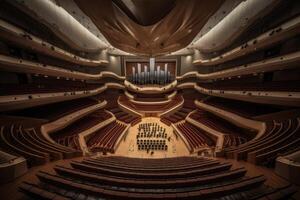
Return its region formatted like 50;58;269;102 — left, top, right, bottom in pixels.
126;59;175;85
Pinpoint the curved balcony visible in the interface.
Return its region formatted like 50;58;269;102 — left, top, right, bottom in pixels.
124;80;177;94
0;83;125;112
8;0;107;53
177;82;300;107
178;51;300;81
124;90;177;106
193;16;300;65
192;0;280;53
0;54;124;81
0;19;108;67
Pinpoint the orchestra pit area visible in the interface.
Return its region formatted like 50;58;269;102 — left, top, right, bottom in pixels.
0;0;300;199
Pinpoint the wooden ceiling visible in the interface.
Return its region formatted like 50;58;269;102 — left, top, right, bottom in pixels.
74;0;223;56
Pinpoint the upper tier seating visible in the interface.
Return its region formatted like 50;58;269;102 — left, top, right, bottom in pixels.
0;118;82;167
160;93;200;125
160;107;194;126
204;97;287;118
189;109;251;147
109;107;141;125
200;80;300;92
224;118;300;167
7;98;98;121
134;93;168;102
94;91;142;125
176;121;216;151
86;121;127;153
119;95;183;112
51;109;112;150
0;82;102;96
19;156;297;199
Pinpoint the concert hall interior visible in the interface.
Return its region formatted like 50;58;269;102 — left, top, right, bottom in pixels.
0;0;300;199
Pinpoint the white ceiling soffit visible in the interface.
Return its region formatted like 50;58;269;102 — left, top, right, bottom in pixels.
169;48;194;56
54;0;133;56
192;0;280;53
168;0;242;56
54;0;109;46
10;0;108;53
107;48;134;56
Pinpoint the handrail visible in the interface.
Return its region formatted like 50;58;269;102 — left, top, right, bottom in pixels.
0;83;125;111
194;100;265;140
124;80;177;94
0;19;108;66
39;101;108;153
178;51;300;81
177;82;300;107
0;54;124;80
193;15;300;65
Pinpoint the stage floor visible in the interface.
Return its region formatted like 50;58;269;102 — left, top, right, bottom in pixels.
114;117;191;158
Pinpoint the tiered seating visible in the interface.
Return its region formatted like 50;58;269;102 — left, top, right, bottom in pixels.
0;119;82;167
86;121;127;153
176;121;216;151
160;107;194;126
134;93;168;102
204;97;286;118
190;109;251;147
224;118;300;167
8;98;98;121
109;107;141;125
19;156;297;199
201;80;300;92
51;109;112;150
0;81;102;96
160;92;196;126
119;95;183;112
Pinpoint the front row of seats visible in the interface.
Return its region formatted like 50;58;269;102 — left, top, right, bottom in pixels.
19;156;297;199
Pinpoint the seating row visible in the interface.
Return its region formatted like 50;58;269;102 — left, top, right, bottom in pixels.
223;118;300;166
190;109;251;147
50;109;112;150
19;156;297;199
109;107;141;125
160;106;194;126
204;97;285;118
86;121;127;153
119;95;183;112
176;121;216;151
0;121;81;167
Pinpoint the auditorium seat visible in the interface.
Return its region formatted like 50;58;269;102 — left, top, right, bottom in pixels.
189;109;252;147
160;105;194;126
19;156;297;199
223;118;300;167
8;98;99;121
0;1;299;199
50;109;112;150
204;97;290;119
108;107;141;125
176;121;216;151
119;95;183;113
86;121;127;153
0;117;82;167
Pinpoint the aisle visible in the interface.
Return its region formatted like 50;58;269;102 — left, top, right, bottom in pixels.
114;117;190;158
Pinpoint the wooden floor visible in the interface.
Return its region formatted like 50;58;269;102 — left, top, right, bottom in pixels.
114;117;191;158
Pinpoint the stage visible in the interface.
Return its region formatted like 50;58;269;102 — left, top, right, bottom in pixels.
114;117;191;158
